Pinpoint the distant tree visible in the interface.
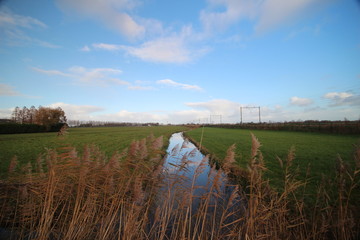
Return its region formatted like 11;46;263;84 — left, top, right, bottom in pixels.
11;106;20;123
34;107;67;128
29;106;37;124
17;107;25;124
22;106;29;123
11;106;67;129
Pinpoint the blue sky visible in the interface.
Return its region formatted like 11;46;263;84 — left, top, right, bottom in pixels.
1;0;359;124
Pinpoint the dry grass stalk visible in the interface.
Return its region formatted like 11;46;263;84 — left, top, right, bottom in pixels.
1;134;359;239
8;156;18;174
223;144;236;172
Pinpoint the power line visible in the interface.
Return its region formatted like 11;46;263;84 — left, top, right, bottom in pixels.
240;106;261;123
210;114;222;124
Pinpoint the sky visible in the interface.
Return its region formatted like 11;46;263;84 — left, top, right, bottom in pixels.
0;0;360;124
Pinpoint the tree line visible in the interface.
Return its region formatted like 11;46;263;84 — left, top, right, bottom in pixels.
67;120;160;127
0;106;67;134
11;106;66;126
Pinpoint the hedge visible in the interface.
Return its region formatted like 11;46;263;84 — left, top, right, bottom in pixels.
201;121;360;135
0;123;66;134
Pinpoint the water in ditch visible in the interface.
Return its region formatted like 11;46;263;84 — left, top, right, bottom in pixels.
152;132;244;236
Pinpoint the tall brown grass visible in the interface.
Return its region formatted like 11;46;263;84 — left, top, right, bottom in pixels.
0;133;359;239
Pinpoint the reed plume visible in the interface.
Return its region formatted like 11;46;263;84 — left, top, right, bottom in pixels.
1;133;359;240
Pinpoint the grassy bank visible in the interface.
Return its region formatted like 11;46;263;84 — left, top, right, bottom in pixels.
1;130;358;239
185;127;360;193
0;125;188;176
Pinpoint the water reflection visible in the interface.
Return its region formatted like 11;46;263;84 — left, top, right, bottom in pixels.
162;132;240;210
148;132;244;237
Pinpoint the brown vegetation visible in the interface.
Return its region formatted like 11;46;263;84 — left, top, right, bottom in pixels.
0;134;359;239
11;106;66;127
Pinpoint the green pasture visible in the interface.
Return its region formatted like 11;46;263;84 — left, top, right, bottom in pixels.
0;125;188;176
186;127;360;193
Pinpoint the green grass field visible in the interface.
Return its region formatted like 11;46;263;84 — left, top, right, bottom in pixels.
1;126;359;238
186;127;360;193
0;125;188;176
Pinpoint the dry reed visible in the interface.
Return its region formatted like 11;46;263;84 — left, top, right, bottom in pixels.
0;134;359;239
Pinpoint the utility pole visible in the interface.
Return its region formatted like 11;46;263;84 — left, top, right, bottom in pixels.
258;106;261;123
210;115;222;124
240;107;243;124
240;106;261;123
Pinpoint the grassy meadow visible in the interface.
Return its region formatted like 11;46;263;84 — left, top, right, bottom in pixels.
185;127;360;193
0;125;359;239
0;125;188;176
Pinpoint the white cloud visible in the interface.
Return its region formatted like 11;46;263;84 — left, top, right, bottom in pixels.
92;43;122;51
0;83;21;96
91;33;206;64
255;0;316;33
185;99;244;123
324;92;353;99
121;25;208;64
32;66;129;86
124;37;190;63
323;92;360;106
0;108;13;118
33;97;360;124
168;109;214;124
200;0;256;34
33;66;171;90
157;79;202;91
48;102;105;120
68;66;126;85
91;109;215;124
80;45;91;52
0;7;47;29
186;99;238;112
200;0;334;35
45;99;242;124
99;110;168;123
127;85;155;91
290;96;313;106
55;0;144;39
31;67;72;77
114;26;209;63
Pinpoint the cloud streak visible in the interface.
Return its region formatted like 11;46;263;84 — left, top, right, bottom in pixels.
57;0;335;65
186;99;240;119
0;83;21;96
0;7;60;48
200;0;256;34
290;96;313;106
0;7;47;29
200;0;335;35
56;0;144;39
324;92;360;106
92;43;122;51
127;85;155;91
48;102;105;120
32;66;129;86
32;67;73;77
92;26;209;63
122;37;192;63
157;79;202;91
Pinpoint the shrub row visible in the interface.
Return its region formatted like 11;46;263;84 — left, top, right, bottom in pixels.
0;123;66;134
204;121;360;134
